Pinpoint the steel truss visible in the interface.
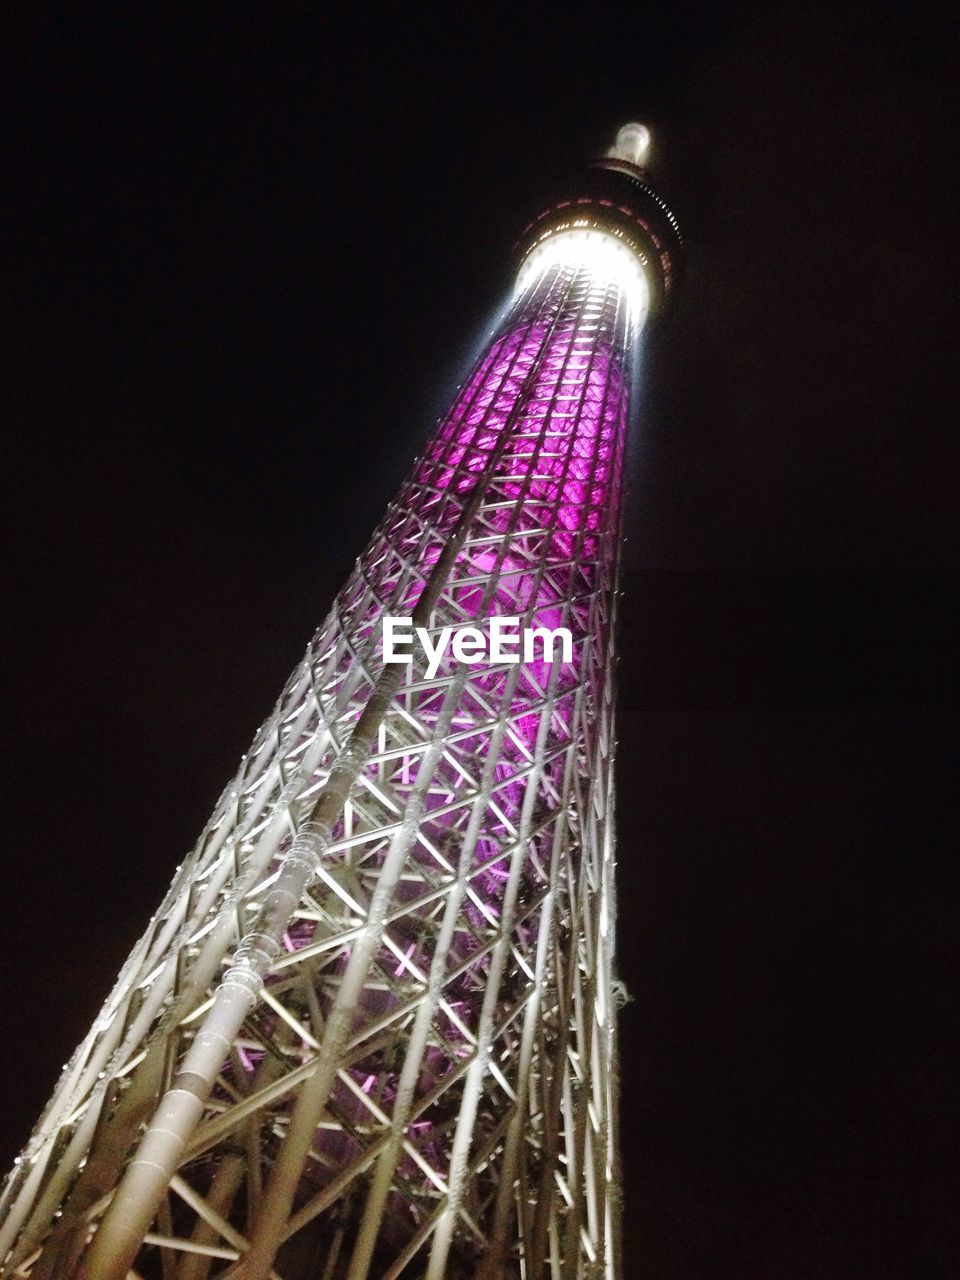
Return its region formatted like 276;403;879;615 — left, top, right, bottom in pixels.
1;237;645;1279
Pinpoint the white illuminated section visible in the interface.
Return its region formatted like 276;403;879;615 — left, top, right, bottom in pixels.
606;121;651;168
514;227;651;329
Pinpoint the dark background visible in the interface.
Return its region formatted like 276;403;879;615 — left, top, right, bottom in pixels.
3;3;957;1276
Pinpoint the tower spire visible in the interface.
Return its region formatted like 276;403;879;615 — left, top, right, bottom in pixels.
606;120;651;168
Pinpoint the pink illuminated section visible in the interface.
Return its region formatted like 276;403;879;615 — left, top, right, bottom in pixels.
223;242;648;1249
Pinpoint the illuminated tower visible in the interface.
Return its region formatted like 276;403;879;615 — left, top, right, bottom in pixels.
0;123;681;1280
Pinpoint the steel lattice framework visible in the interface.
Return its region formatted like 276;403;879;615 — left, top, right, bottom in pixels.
0;124;681;1280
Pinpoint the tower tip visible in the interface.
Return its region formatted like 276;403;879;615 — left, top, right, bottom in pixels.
606;122;651;169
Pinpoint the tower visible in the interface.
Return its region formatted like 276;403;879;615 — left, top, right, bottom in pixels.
0;123;681;1279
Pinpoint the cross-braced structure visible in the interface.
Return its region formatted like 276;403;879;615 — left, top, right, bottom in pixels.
0;123;681;1280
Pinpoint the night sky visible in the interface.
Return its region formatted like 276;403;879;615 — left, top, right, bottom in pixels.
3;4;957;1276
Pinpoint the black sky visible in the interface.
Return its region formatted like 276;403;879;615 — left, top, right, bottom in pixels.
2;4;957;1276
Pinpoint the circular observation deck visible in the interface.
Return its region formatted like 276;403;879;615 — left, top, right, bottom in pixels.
515;124;683;321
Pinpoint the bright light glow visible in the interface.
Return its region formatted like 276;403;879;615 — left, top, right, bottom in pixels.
607;120;651;168
514;228;650;328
